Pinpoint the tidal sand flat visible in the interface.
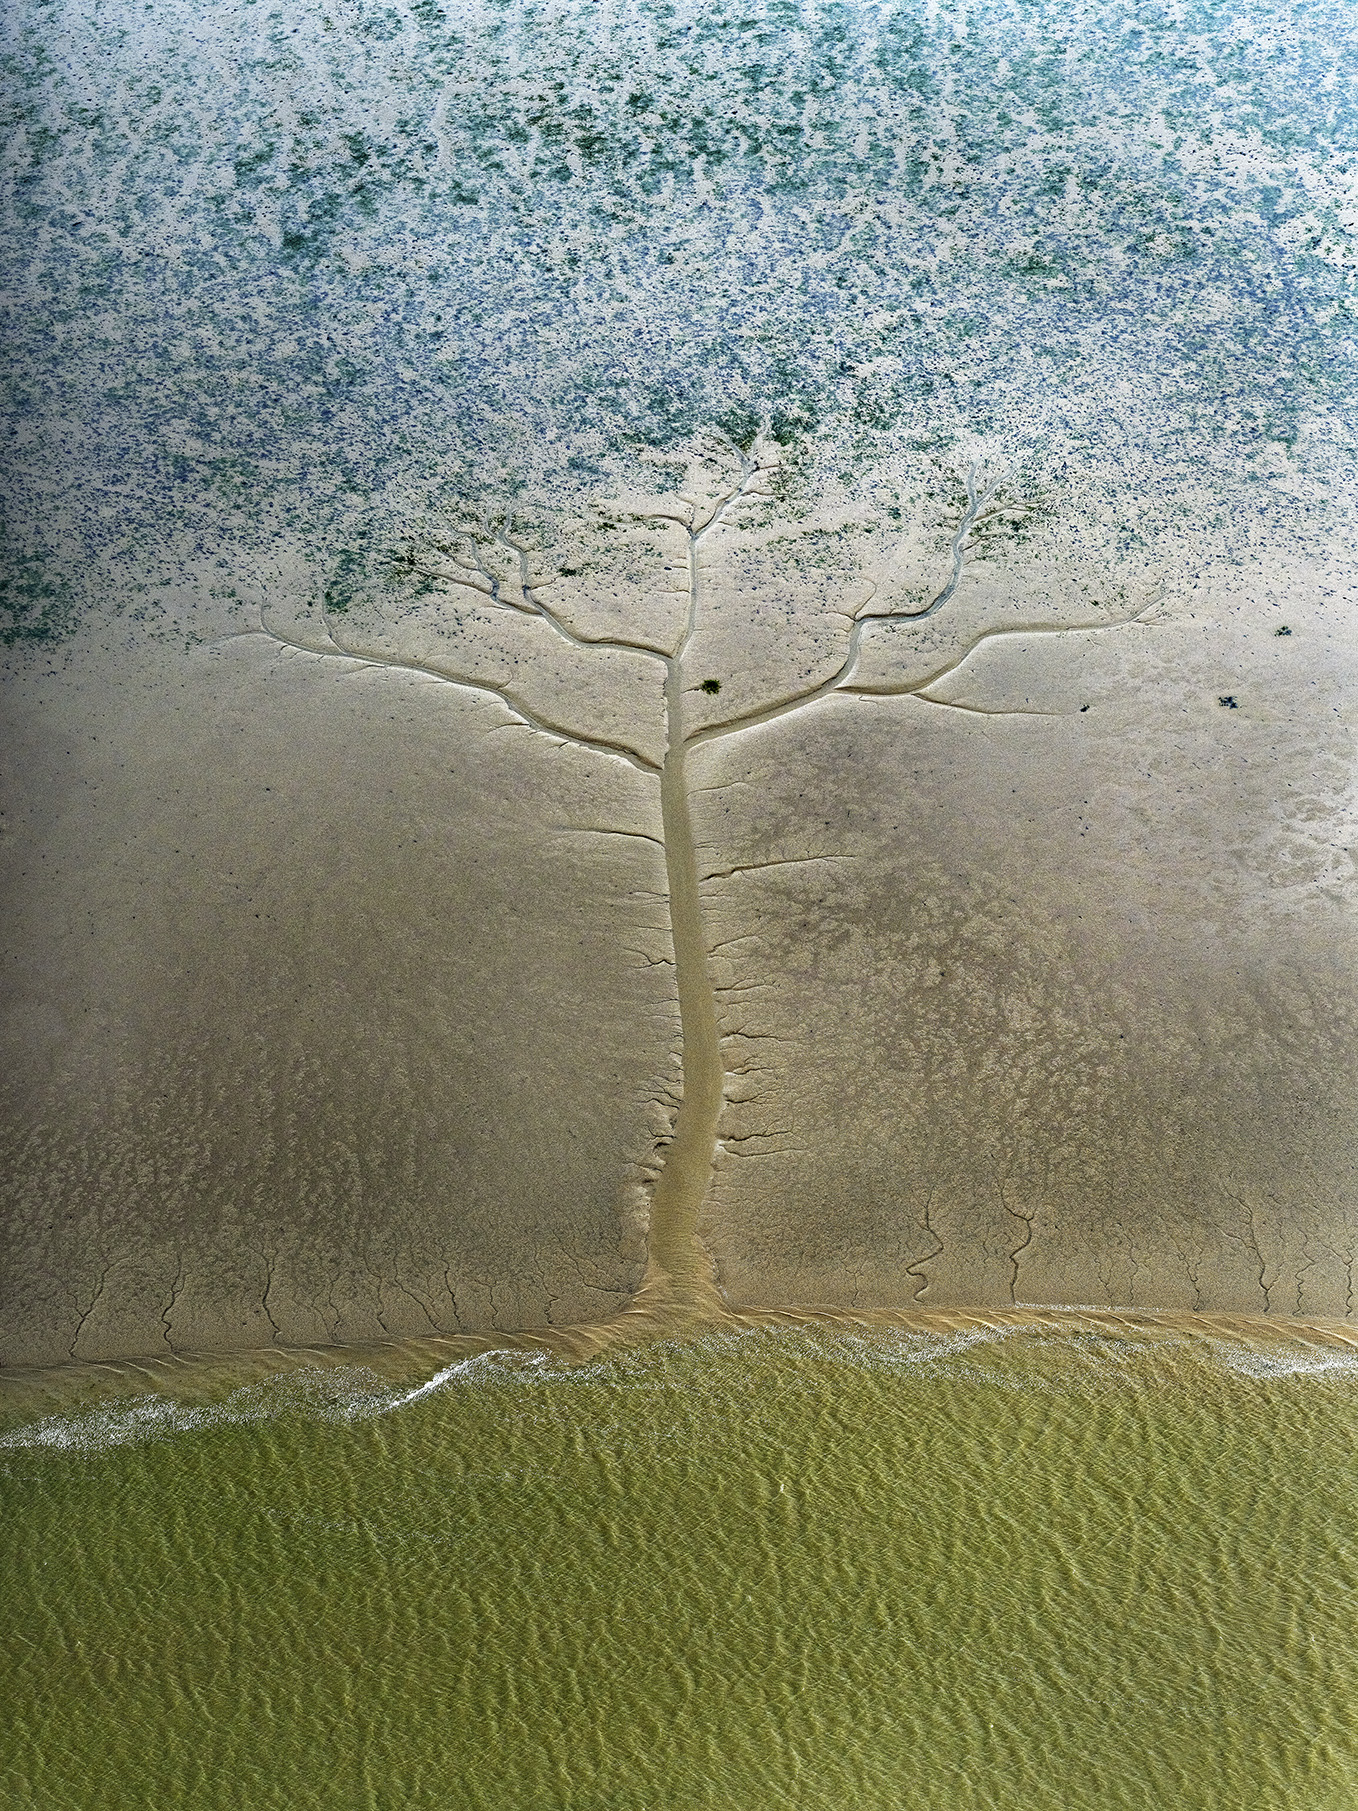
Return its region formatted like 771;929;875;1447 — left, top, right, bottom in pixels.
1;627;671;1364
4;0;1358;1354
694;551;1358;1315
4;0;1358;1799
4;488;1356;1359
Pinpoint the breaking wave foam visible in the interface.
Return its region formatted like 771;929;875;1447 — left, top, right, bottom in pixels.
1211;1340;1358;1381
5;1321;1356;1455
0;1348;560;1455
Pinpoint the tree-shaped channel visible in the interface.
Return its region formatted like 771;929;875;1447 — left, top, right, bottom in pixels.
249;435;1156;1321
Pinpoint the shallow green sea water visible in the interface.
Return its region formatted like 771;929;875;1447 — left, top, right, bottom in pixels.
3;1325;1357;1810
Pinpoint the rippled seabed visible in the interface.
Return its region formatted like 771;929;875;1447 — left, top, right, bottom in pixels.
3;1326;1357;1811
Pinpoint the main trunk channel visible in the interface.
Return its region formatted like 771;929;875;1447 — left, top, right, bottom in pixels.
642;647;726;1311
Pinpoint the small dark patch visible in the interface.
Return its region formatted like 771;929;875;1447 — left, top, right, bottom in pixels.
1219;694;1238;708
0;534;78;647
1274;625;1292;636
1079;703;1089;712
700;677;722;695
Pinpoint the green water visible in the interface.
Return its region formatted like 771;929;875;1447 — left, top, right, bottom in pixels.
4;1325;1357;1810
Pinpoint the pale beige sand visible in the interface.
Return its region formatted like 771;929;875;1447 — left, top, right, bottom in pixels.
0;626;676;1367
695;556;1358;1316
3;498;1356;1370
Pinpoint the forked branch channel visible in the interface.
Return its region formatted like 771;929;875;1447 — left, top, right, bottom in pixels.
246;447;1154;1320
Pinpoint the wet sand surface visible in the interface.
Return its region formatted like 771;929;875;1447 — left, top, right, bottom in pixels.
5;5;1358;1805
695;555;1358;1317
3;533;1355;1370
1;625;675;1367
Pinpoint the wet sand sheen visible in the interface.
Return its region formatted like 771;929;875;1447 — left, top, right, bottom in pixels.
3;456;1357;1364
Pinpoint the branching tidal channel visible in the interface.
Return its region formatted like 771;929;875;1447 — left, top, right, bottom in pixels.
247;442;1155;1327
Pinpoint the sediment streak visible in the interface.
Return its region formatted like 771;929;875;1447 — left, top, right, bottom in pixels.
645;737;725;1310
634;459;771;1312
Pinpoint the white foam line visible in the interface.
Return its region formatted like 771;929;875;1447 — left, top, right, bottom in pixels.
10;1325;1355;1456
364;1348;553;1419
1212;1343;1358;1381
1;1396;215;1453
